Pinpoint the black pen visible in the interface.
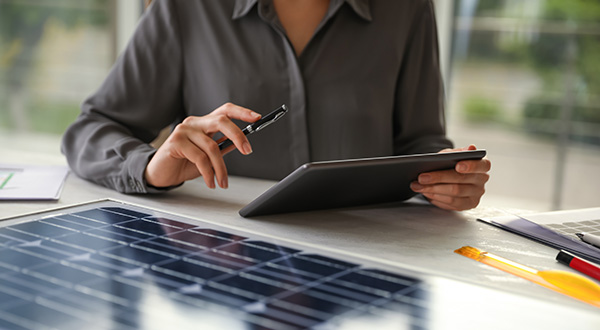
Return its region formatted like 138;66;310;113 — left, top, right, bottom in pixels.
218;104;288;150
576;232;600;249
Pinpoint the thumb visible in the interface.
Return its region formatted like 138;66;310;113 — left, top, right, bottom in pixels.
440;144;477;153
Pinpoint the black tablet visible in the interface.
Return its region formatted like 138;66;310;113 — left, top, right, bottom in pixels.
239;149;486;217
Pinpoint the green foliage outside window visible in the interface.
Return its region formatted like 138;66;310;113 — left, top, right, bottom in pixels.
463;96;504;124
457;0;600;145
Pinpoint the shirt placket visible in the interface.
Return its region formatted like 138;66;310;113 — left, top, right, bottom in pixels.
258;1;311;167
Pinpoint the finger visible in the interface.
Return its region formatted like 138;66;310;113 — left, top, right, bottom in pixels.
456;158;492;174
175;138;216;189
197;107;259;155
221;143;237;155
169;123;220;188
212;103;262;155
429;199;461;211
423;193;480;211
411;182;485;198
211;116;254;155
213;102;262;123
184;114;253;155
190;134;229;189
417;170;489;185
439;144;477;153
214;136;238;155
173;123;228;188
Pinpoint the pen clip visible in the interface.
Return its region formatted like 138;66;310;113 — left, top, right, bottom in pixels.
252;110;286;132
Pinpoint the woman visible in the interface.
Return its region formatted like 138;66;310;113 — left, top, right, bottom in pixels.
62;0;490;211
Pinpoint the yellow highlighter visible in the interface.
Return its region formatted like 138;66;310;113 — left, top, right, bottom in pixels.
455;246;600;308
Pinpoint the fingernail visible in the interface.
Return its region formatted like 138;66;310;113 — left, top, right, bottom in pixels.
221;177;228;189
252;112;262;119
419;174;431;184
243;142;253;155
457;163;468;172
411;182;423;191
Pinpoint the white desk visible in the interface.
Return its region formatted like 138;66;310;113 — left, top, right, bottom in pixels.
1;158;599;329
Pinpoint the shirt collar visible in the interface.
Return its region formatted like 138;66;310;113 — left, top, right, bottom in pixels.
232;0;371;22
232;0;258;19
343;0;371;21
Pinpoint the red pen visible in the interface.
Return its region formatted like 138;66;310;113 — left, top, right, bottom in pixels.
556;250;600;282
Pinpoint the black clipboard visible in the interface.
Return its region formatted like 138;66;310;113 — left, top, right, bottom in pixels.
478;215;600;264
239;150;487;217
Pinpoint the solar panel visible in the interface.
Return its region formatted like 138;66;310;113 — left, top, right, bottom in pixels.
0;200;430;329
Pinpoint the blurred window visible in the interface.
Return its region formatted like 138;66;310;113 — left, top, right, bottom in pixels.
446;0;600;210
0;0;115;136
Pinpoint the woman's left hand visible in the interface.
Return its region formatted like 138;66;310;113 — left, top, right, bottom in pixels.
410;145;491;211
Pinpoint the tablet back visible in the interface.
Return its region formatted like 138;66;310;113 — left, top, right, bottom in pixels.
239;150;486;217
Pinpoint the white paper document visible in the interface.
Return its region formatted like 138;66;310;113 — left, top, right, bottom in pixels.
0;164;69;200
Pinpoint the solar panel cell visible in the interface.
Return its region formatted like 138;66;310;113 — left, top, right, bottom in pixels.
57;232;125;251
0;228;45;242
164;231;233;249
152;259;230;283
5;302;84;329
1;272;64;298
215;242;291;263
10;221;77;238
144;216;198;230
100;207;151;219
0;250;51;272
55;213;108;228
41;217;94;231
73;209;136;224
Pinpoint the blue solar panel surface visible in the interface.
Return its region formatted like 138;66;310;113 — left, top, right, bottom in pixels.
0;201;428;329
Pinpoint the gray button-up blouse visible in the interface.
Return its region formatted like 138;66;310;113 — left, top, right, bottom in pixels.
61;0;453;193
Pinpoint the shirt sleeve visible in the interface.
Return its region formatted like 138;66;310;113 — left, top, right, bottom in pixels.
393;0;454;155
61;0;184;193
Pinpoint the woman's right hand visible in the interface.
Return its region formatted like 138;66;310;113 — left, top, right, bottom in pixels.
144;103;262;189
